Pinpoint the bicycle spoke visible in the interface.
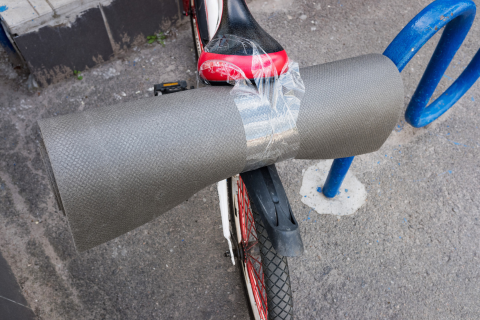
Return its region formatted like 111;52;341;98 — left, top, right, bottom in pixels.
247;262;268;318
245;240;258;252
237;176;268;320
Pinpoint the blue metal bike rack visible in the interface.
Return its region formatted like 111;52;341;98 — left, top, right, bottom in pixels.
322;156;354;198
322;0;480;198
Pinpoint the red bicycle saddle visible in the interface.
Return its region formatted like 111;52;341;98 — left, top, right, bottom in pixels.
198;0;288;82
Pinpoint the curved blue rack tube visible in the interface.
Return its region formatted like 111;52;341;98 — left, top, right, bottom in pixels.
323;0;480;198
386;0;478;127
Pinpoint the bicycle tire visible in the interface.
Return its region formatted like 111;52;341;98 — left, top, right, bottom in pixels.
229;176;294;320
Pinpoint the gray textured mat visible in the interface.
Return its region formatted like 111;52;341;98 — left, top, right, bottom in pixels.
297;54;403;159
38;54;403;251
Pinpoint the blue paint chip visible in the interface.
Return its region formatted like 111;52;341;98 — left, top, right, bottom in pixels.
448;170;452;174
377;161;380;164
0;5;8;12
472;97;475;101
345;189;348;192
316;187;322;193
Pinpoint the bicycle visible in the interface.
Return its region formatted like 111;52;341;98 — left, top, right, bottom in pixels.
183;0;303;319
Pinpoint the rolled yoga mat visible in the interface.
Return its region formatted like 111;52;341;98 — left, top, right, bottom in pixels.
38;54;404;251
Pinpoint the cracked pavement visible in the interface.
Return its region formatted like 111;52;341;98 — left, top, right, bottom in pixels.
0;0;479;319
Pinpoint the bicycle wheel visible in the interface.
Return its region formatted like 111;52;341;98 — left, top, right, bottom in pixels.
229;176;294;320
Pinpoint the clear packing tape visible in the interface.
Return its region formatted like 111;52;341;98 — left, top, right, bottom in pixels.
199;35;305;171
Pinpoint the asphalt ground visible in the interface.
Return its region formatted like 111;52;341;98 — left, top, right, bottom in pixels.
0;0;479;319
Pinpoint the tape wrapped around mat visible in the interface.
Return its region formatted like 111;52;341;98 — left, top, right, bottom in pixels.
199;34;306;171
38;54;404;252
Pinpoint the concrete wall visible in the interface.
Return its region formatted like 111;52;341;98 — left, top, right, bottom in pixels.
0;0;182;86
